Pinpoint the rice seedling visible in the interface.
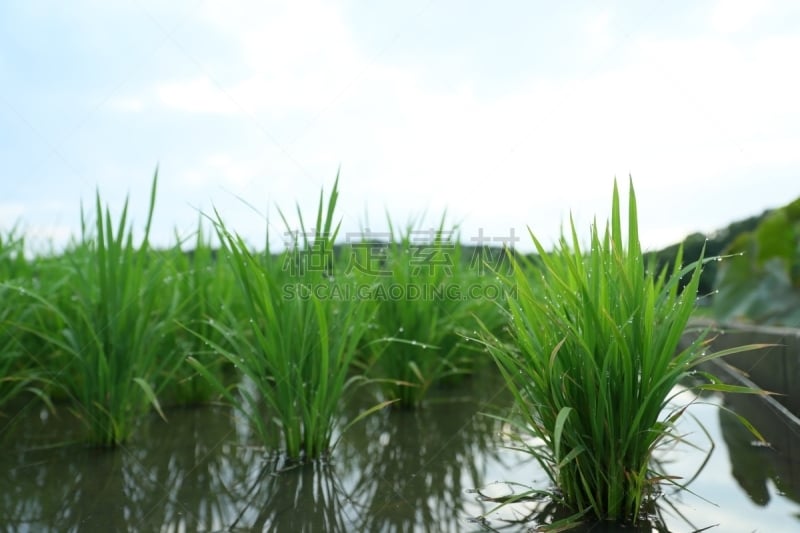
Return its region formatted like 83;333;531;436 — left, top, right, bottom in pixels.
162;219;237;405
0;228;28;279
0;230;32;411
355;215;480;408
0;292;34;415
1;249;69;414
7;171;184;446
478;178;769;524
188;175;386;460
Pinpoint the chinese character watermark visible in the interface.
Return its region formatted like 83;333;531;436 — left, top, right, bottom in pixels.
408;228;456;277
282;230;334;277
343;229;391;277
468;228;519;275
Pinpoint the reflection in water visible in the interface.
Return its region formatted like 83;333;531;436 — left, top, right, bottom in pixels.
720;390;800;507
1;404;244;531
0;376;514;532
226;458;353;532
337;377;511;532
2;370;800;531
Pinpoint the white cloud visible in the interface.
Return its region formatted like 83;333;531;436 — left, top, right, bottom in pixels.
711;0;772;33
140;16;800;250
585;10;613;56
0;203;25;223
108;97;146;113
176;153;274;190
149;0;364;117
13;1;797;252
155;77;239;114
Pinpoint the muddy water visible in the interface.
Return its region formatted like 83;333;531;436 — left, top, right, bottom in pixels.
1;370;799;532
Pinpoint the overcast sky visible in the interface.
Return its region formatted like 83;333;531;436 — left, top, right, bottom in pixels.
2;0;799;253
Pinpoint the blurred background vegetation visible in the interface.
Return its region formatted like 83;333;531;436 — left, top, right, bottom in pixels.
645;195;800;326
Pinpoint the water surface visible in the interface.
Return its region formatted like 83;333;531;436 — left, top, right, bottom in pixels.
1;371;799;532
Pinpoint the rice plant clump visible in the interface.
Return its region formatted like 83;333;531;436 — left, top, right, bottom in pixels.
188;175;383;460
163;220;236;406
8;172;181;446
481;179;763;524
0;230;35;411
357;216;478;407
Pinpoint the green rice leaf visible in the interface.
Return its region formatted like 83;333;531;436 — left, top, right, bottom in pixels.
133;377;167;422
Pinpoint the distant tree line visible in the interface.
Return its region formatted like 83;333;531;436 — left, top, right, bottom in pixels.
177;208;775;297
645;212;770;296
